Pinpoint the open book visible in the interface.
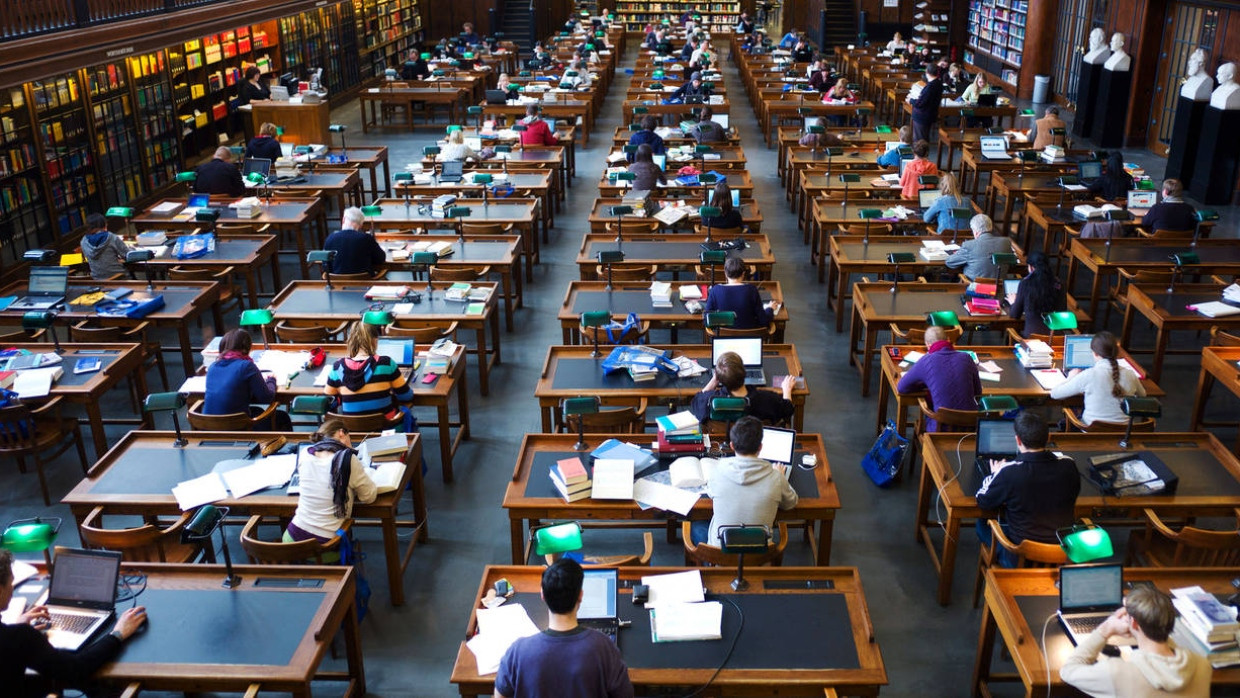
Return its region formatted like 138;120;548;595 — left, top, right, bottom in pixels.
669;456;719;489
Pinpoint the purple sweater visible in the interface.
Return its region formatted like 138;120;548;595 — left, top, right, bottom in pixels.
895;343;981;431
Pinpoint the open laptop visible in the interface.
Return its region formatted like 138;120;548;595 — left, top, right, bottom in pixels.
1003;279;1021;297
377;338;415;366
712;336;766;386
577;567;619;644
187;193;210;209
977;92;999;107
758;426;796;467
974;417;1019;475
439;160;464;183
1058;563;1135;646
465;136;483;151
243;157;273;182
918;189;942;211
652;153;667;170
10;266;69;311
40;547;122;650
1062;333;1095;372
731;189;741;208
485;89;509;104
1127;189;1157;211
1077;160;1102;181
979;135;1012;160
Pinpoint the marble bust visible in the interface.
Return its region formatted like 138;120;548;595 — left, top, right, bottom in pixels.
1210;62;1240;110
1181;48;1213;101
1103;33;1130;71
1083;28;1111;65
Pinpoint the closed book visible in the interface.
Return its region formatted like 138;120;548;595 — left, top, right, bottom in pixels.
655;436;706;455
549;468;591;494
0;370;14;388
655;411;699;435
551;474;592;502
554;456;588;484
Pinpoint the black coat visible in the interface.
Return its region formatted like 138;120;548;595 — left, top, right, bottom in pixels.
194;157;245;197
911;78;944;126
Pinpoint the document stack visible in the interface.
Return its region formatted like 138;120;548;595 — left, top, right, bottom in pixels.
656;411;704;454
1225;284;1240;304
1040;145;1066;163
1169;586;1240;668
550;456;591;502
445;282;472;301
431;194;457;218
622;189;654;217
650;281;673;308
1014;339;1054;368
1072;203;1123;219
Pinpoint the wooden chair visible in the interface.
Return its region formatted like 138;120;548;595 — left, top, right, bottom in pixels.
0;397;88;505
386;320;458;343
1107;268;1173;326
837;222;893;236
1062;407;1157;433
69;319;169;403
605;220;660;236
694;225;743;238
579;319;650;346
187;399;279;431
1003;328;1073;348
430;264;492;282
460;222;514;236
1138;228;1194;239
78;507;200;563
704;322;777;339
593;263;658;282
562;398;648;434
681;521;789;567
1211;327;1240;347
273;320;349;344
541;532;655;567
912;398;979;477
891;323;963;345
1126;508;1240;568
331;270;387;281
214;222;272;236
971;518;1069;607
239;515;348;564
326;410;403;433
0;327;42;342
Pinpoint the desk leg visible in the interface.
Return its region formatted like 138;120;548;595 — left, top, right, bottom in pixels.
971;604;997;698
177;327;194;381
269;251;282;295
86;402;107;459
1190;366;1214;432
834;267;850;332
860;324;877;397
437;401;454;483
1087;271;1104;328
501;273;514;333
382;512;405;606
1150;324;1171;383
342;594;368;694
510;518;524;564
457;368;470;441
937;513;961;606
875;379;890;434
245;269;259;307
474;325;490;396
511;264;523;310
1120;302;1136;348
816;518;833;565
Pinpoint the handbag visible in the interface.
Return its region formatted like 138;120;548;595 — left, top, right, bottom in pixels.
336;530;372;622
605;312;640;343
860;420;909;488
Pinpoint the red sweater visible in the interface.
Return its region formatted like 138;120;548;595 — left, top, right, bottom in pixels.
519;118;558;146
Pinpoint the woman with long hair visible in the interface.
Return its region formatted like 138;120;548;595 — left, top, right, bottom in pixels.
1088;151;1135;201
324;321;414;416
1050;331;1146;425
701;182;743;229
204;328;291;430
922;172;972;235
286;419;377;543
1006;251;1066;337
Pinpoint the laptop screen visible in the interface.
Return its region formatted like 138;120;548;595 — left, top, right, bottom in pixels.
715;114;729;129
653;154;667;170
48;547;121;606
578;568;618;620
731;189;741;207
1003;279;1021;296
441;160;464;177
976;418;1018;458
376;339;414;366
713;337;762;367
1127;190;1157;208
1060;564;1123;611
918;189;942;208
28;267;69;295
1063;334;1095;372
243;157;272;177
465;137;483;151
758;427;796;465
979;135;1007;151
1078;161;1102;180
188;193;210;208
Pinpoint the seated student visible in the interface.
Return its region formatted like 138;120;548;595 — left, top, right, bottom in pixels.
401;50;430;80
922;172;973;235
286;419;378;543
1031;105;1066;149
79;213;128;280
1006;252;1066;337
690;106;728;143
942;62;968;95
626;144;666;190
494;559;633;698
960;73;995;127
670;72;709;102
895;325;981;431
194;146;245;196
245;121;283;162
944;214;1012;280
824;77;856;102
519;105;559;147
807;60;833;92
886;32;907;52
904;45;927;72
440;129;480;162
626;115;665;162
1141;178;1196;234
691;416;798;545
204;328;293;430
1061;586;1212;697
679;36;698;61
1088;151;1134;201
0;549;149;698
898;139;939;199
526;46;553;71
1049;331;1146;425
701;182;744;230
797;129;843;149
779;28;799;50
791;39;814;63
705;256;780;329
324;207;385;276
324;321;414;416
877;125;914;169
689;352;796;425
975;411;1080;567
689;41;712;68
460;22;481;45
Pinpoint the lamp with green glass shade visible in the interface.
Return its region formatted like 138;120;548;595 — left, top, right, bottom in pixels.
705;311;736;330
531;521;584;561
839;172;860;203
581;310;611;357
622;144;639;155
239;308;273;349
979;395;1018;415
327;123;347;157
918;174;939;188
1056;175;1078;209
22;310;60;352
124;248;156;290
710;396;748;453
423;145;441;159
648;82;663;90
821;146;842;167
990;252;1019;300
106;207;133;219
23;249;55;264
718;524;771;591
926;310;960;327
175;171;197;183
858;207;883;244
700;249;726;286
1042;311;1077;346
1059;523;1114;563
307;249;337;289
290;395;331;425
1192;209;1218;247
411;251;437;297
1120;397;1161;450
699;205;722;243
446;124;463;133
144;391;188;447
562;397;599;450
854;107;872;129
2;517;61;566
615;171;636;183
1168;251;1199;293
887;252;915;293
694;144;712;154
363;311;395;332
608;204;633;245
949;208;973;243
875;124;893;134
1016;149;1039;178
597;249;624;290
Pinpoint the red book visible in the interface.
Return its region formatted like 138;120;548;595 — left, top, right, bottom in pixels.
656;432;705;453
554;456;588;484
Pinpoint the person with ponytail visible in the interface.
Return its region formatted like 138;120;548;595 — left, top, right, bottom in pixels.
286;419;377;543
1006;251;1066;337
1049;331;1146;425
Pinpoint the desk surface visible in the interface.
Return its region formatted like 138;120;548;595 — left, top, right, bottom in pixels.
851;282;1029;326
0;281;218;322
133;198;322;226
559;280;786;323
450;565;886;697
577;234;774;267
363;199;537;224
267;280;498;321
1070;238;1240;268
376;235;520;266
3;343;141;394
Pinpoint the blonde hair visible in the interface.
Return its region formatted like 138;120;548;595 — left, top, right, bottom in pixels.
346;321;378;359
938;172;962;200
1124;586;1176;642
898;124;913;145
448;129;465;145
259;122;278;137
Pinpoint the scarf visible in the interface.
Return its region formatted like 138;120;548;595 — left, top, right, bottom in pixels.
309;439;354;518
927;340;954;354
219;351;252;362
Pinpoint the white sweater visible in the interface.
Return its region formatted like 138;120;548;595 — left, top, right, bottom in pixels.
291;449;377;539
1060;629;1211;697
1049;358;1145;425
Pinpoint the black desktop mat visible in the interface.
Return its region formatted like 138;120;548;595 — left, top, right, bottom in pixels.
573;290;774;315
524;449;819;499
1083;245;1240;264
1014;595;1073;659
509;592;858;670
585;241;762;261
92;444;255;494
957;448;1240;498
837;242;927;260
117;587;322;665
1147;291;1235;316
65;287;199;315
550;357;789;391
55;352;120;387
860;290;977;318
274;288;474;316
199;239;261;259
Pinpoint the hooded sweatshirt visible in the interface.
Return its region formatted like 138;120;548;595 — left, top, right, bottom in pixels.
705;454;798;545
1060;628;1212;697
324;355;413;415
80;230;129;280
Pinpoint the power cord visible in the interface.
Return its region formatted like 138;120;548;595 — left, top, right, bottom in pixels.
934;432;973;542
116;572;147;607
682;594;743;698
1039;611;1058;698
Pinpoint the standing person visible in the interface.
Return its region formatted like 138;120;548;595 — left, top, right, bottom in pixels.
690;106;728;143
494;559;633;698
1005;251;1066;337
625;143;666;190
324;321;414;416
461;22;481;45
1032;105;1066;149
79;212;128;280
975;412;1080;566
896;325;981;431
324;207;385;276
626;115;665;161
693;416;798;545
1061;586;1212;697
286;419;378;543
689;352;796;425
194;146;245;196
1140;178;1197;234
735;12;754;34
203;328;292;430
779;28;799;49
705;256;780;329
1088;151;1134;201
922;172;973;235
1049;331;1146;425
898;139;939;199
944;214;1013;280
519;105;559;147
910;64;944;144
245;121;283;162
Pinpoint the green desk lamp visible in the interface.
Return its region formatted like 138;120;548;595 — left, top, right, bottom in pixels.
307;249;337;289
949;208;973;244
1016;149;1039;179
838;172;860;204
700;249;726;286
144;392;188;447
858;208;883;245
1119;397;1161;450
562;396;600;450
709;397;747;453
290;395;331;426
926;310;960;328
106;206;134;237
1042;311;1077;346
717;524;771;591
182;504;241;588
362;310;395;332
979;395;1018;415
1059;522;1114;563
447;206;472;243
1168;251;1199;293
1056;175;1078;210
990;252;1019;301
2;517;61;567
239;308;274;349
581;310;611;357
699;205;722;243
411;251;438;298
328;123;347;158
395;172;413;206
21;310;60;352
597;249;624;291
474;172;493;207
125;248;156;291
361;204;382;234
886;252;915;294
1192;209;1218;247
531;521;584;563
609;204;633;244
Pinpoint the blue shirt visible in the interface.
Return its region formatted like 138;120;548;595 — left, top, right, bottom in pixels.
779;32;797;49
704;283;773;329
205;357;277;416
626;130;665;162
877;147;905;169
923;194;971;231
495;627;633;698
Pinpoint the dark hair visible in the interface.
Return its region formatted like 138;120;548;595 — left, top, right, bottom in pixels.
912;139;930;158
1022;252;1060;321
312;418;355;518
542;558;584;614
642;115;658;131
313;418;349;443
634;143;654;164
714;352;745;391
1013;411;1048;449
699;106;714;121
219;328;253;355
711;182;733;215
1125;586;1176;642
926;64;941;78
86;213;108;230
723;255;747;280
1091;331;1125;398
245;66;261;81
730;415;764;455
525;104;541;117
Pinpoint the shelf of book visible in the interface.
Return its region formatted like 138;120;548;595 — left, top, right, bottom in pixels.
913;0;951;54
0;86;49;263
32;73;101;235
86;61;145;207
280;4;359;96
127;51;182;194
355;0;423;81
614;1;740;36
965;0;1026;88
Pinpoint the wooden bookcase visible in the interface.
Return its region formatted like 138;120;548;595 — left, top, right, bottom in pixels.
964;0;1026;90
278;4;360;96
355;0;424;81
0;86;50;262
614;1;741;37
913;0;951;55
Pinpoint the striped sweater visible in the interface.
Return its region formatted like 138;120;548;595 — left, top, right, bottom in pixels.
324;355;413;415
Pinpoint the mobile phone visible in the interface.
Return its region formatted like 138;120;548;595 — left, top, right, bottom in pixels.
421;373;439;384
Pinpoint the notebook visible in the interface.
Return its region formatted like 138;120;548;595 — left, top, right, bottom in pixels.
974;417;1018;474
41;547;122;651
1062;334;1095;372
712;336;765;386
577;568;620;644
1058;564;1134;646
979;135;1011;160
439;160;464;183
758;426;796;465
10;267;69;311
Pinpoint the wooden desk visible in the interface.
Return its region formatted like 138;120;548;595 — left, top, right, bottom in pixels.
959;147;1082;198
827;236;959;329
249;99;331;144
576;233;775;280
1018;196;1121;259
450;565;886;697
876;343;1163;435
63;430;427;605
1190;346;1240;455
557;281;788;343
134;234;278;307
763;99;876;146
0;281;219;379
611;125;741;146
974;568;1240;696
598;170;755;200
257;170;364;220
395;170;556;230
309;146;391;197
900;100;1017;130
358;85;468;131
453;127;576;180
1119;283;1240;382
266;280;501;395
985;172;1070;234
481;100;594;145
588;200;765;234
607;144;749;171
809;200;927;267
534;344;808;432
915;431;1240;605
3;343;144;457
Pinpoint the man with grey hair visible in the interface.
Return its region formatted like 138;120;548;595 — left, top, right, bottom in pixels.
944;213;1014;281
324;206;385;276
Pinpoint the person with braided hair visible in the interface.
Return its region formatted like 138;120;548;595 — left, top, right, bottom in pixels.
1050;331;1145;425
286;419;377;543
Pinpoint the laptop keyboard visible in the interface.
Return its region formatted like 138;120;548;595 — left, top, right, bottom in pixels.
49;612;96;634
1065;614;1108;636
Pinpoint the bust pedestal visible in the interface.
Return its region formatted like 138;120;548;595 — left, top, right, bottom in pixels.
1072;62;1104;139
1165;96;1208;187
1090;68;1131;148
1189;107;1240;205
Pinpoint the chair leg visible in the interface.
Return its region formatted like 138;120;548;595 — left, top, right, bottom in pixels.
33;455;51;506
151;349;170;390
72;424;88;474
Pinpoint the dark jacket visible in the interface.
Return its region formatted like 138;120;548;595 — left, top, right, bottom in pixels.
194;157;245;197
238;79;270;106
689;386;794;425
626;161;665;191
671;81;708;102
626;130;665;161
205;356;278;416
911;77;944;126
324;228;386;275
701;209;743;230
975;450;1081;544
402;59;430;80
1008;276;1066;337
245;135;282;162
1;622;123;698
705;283;772;329
1141;200;1196;234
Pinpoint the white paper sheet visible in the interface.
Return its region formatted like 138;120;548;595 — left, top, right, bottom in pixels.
467;603;541;675
650;600;723;642
641;569;705;608
178;375;207;394
591;459;635;500
220;455;298;499
171;472;229;511
633;478;700;516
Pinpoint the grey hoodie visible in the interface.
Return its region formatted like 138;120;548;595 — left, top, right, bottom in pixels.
80;231;129;280
705;455;798;545
1061;628;1212;697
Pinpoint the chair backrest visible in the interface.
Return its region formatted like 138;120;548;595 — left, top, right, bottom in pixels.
1117;268;1173;285
168;265;234;282
917;398;979;433
594;263;658;282
579;320;649;346
564;399;647;434
0;403;38;451
274;320;347;344
326;410;402;432
430;265;492;282
1141;509;1240;567
694;225;743;237
605;220;661;235
187;399;258;431
837;222;892;236
69;321;126;342
386;320;457;342
332;270;383;281
1063;408;1157;433
460;222;512;235
705;322;776;339
78;507;196;563
239;515;343;564
1147;228;1193;238
1211;327;1240;347
986;519;1069;566
893;323;963;345
554;531;655;567
681;521;789;567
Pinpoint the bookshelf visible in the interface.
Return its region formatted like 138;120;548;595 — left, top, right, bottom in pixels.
613;1;741;36
914;0;951;54
85;61;144;207
31;72;100;234
279;5;360;95
964;0;1026;89
0;85;49;261
355;0;423;81
127;51;182;193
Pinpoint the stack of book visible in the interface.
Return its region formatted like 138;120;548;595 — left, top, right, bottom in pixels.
431;194;457;218
656;411;704;453
623;189;654;217
1014;339;1054;368
1040;145;1066;163
650;281;673;308
1170;586;1240;668
444;282;472;301
550;456;591;502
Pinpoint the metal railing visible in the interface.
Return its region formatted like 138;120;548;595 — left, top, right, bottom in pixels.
2;0;220;41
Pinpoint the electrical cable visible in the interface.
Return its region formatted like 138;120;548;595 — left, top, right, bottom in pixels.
682;594;743;698
934;431;973;542
116;571;147;606
1039;611;1058;698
